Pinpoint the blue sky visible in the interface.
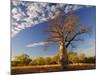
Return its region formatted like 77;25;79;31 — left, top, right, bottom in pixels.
11;1;96;58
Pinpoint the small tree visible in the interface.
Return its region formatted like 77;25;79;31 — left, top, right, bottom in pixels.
12;54;31;66
53;54;60;64
44;57;53;65
46;12;91;68
85;56;96;64
78;54;86;63
68;51;79;63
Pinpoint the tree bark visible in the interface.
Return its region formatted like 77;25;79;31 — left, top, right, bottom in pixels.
59;42;68;69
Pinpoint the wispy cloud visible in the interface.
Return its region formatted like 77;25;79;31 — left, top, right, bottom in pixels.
26;42;49;48
11;1;90;37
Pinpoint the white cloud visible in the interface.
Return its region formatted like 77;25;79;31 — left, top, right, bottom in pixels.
72;5;82;11
64;5;83;13
12;8;21;21
26;42;49;48
11;1;90;38
17;24;25;29
11;29;20;37
12;0;21;6
27;3;39;18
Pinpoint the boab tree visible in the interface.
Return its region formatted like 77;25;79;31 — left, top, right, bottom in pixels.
46;12;91;68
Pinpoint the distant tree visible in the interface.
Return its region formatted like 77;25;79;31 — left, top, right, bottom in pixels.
53;54;60;64
78;54;86;63
44;57;53;64
11;61;19;66
46;12;91;68
35;57;46;65
85;56;96;64
68;51;79;63
12;54;31;66
29;57;52;65
29;59;39;66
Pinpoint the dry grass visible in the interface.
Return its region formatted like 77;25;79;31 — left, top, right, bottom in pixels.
11;64;96;75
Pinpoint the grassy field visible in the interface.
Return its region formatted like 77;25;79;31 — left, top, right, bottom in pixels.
11;64;96;75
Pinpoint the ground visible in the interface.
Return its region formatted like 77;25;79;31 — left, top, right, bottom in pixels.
11;64;95;75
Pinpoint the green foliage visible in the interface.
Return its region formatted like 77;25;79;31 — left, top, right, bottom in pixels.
84;56;96;63
68;52;79;63
29;56;57;66
78;54;86;63
44;57;54;64
12;54;32;66
29;57;47;65
11;61;19;66
67;52;95;64
53;54;60;64
12;53;96;66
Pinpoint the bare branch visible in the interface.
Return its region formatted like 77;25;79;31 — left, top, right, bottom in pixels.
65;27;90;48
70;43;76;49
63;14;78;33
46;12;92;49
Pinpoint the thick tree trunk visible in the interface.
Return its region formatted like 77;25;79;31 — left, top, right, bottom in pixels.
59;42;68;69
